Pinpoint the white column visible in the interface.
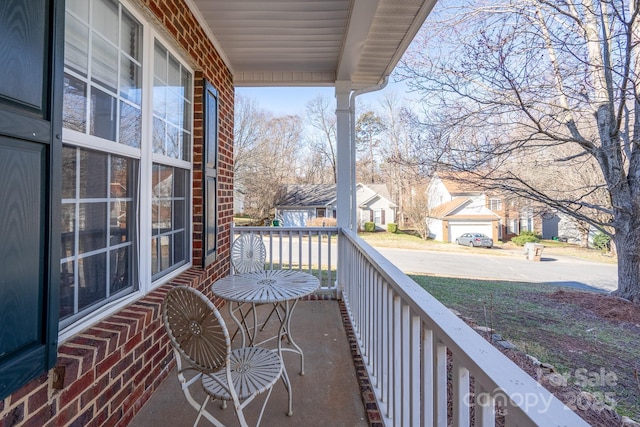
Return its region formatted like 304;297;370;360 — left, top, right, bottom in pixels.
335;81;352;229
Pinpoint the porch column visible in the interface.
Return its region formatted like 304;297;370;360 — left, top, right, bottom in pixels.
335;81;353;230
335;81;352;298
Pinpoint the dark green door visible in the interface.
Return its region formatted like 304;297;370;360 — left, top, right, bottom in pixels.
0;0;63;399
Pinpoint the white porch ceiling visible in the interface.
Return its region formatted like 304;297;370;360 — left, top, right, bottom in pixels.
188;0;437;88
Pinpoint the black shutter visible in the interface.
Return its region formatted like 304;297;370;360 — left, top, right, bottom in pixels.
203;81;218;266
0;0;63;400
381;209;386;225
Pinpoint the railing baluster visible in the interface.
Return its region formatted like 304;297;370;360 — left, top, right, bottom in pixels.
422;328;434;427
452;357;470;427
476;384;496;427
434;341;447;427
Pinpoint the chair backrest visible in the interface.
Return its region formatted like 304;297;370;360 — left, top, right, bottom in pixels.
162;286;230;373
231;234;266;274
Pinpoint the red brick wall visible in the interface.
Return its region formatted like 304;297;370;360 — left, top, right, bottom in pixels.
0;1;234;425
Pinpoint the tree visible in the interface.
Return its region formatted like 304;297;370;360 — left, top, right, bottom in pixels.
400;0;640;303
234;96;303;219
305;95;338;183
355;110;386;183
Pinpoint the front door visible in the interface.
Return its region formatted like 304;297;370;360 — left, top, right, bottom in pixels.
0;0;63;399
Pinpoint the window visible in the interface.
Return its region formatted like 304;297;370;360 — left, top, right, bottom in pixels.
61;0;194;331
489;198;502;211
373;209;382;225
60;146;138;324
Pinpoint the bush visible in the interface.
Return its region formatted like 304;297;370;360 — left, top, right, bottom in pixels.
306;217;337;227
511;231;540;246
364;222;376;232
387;223;398;233
593;231;611;251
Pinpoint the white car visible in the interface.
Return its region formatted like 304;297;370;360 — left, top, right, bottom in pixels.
455;233;493;248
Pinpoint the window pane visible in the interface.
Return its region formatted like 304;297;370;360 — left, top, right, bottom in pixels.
79;149;108;198
63;74;87;132
67;0;88;21
174;200;185;230
119;101;141;147
90;87;117;141
60;260;75;319
111;155;132;197
91;35;118;92
110;247;131;294
121;9;142;61
64;14;89;76
166;124;180;158
153;117;166;155
173;232;185;264
154;43;167;83
78;253;107;311
78;203;107;253
110;201;130;244
92;0;118;44
62;146;77;198
61;204;75;257
159;236;170;271
157;200;171;233
120;56;142;105
168;56;181;88
174;168;186;197
182;131;191;161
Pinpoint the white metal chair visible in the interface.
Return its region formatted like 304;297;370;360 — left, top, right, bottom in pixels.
230;234;282;342
162;286;283;427
231;233;266;274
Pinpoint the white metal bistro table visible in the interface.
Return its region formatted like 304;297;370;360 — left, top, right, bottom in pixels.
211;269;319;416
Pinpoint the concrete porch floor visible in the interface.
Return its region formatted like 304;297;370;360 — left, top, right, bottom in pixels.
129;300;370;427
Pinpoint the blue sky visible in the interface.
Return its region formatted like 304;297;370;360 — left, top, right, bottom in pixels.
236;79;418;116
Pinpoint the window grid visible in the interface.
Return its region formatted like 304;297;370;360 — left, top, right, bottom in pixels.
60;146;137;325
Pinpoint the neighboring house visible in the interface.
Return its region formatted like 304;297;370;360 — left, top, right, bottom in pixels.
426;173;503;242
274;183;396;229
356;183;397;230
274;184;337;226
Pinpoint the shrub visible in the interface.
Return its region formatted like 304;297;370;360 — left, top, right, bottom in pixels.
593;231;611;251
387;223;398;233
306;217;337;227
364;222;376;232
511;232;540;246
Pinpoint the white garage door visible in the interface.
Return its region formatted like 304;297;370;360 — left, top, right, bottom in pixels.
281;210;309;227
449;222;493;242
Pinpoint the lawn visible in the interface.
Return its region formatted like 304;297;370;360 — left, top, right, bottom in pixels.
410;274;640;423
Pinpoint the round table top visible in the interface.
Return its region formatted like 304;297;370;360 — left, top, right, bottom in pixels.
211;269;320;304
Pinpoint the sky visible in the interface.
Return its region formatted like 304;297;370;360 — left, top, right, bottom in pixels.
235;78;419;117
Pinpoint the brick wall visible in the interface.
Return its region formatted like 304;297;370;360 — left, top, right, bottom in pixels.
0;1;235;426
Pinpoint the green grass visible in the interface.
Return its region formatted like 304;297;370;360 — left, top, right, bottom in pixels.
410;274;640;420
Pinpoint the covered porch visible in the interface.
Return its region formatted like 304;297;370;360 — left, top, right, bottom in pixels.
129;227;589;426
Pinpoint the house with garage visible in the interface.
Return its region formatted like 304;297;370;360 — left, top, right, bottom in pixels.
426;173;503;242
274;183;396;229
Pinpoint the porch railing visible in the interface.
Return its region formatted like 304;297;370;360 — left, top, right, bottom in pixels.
231;225;338;294
339;228;588;427
231;225;588;426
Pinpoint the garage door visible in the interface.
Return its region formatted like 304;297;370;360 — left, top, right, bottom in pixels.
281;210;309;227
449;222;493;242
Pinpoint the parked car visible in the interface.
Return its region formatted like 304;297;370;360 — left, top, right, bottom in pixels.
455;233;493;248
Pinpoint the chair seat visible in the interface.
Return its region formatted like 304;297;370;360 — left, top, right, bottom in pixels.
202;346;283;401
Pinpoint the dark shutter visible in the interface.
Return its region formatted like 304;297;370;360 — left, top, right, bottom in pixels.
203;81;218;266
369;210;373;222
381;209;386;225
0;0;63;400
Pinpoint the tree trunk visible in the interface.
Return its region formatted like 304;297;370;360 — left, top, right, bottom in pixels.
612;231;640;304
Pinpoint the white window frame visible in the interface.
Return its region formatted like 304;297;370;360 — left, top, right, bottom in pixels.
60;0;194;342
489;198;502;211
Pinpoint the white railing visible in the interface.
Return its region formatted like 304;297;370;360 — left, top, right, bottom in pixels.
231;225;338;293
339;228;588;427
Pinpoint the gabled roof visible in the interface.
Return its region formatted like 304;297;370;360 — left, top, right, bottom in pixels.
188;0;438;88
275;184;336;207
437;172;484;195
357;183;396;207
430;198;470;218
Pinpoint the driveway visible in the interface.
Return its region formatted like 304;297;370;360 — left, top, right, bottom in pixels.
374;246;618;293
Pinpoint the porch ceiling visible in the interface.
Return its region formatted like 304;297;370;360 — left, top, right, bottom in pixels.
188;0;437;88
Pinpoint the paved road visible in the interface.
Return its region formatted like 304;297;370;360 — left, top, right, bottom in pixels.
374;246;618;293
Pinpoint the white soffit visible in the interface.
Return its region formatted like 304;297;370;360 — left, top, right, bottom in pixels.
188;0;437;88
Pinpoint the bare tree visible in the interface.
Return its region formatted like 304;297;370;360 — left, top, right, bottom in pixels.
355;110;386;183
234;96;303;219
399;0;640;302
305;95;338;183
